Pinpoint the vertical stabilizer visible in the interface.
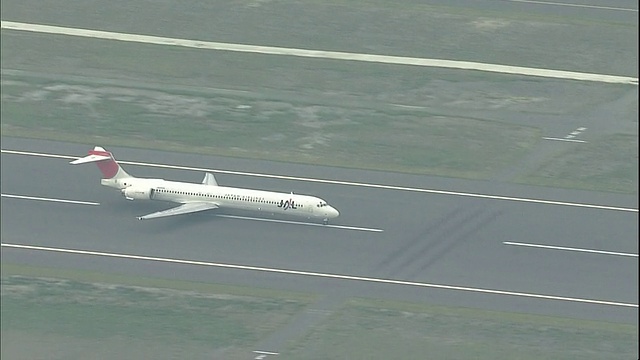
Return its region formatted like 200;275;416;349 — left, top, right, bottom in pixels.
202;172;218;186
70;146;132;180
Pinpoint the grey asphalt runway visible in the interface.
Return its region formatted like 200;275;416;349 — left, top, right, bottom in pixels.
2;137;637;324
1;0;638;358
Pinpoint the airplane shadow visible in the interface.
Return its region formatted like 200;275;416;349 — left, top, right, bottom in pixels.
141;213;217;235
100;200;217;234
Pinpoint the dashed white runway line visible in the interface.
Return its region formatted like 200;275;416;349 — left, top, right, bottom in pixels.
504;241;638;257
1;193;100;206
1;243;636;308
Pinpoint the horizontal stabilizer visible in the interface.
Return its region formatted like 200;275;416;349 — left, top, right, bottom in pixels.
137;202;219;220
70;154;111;165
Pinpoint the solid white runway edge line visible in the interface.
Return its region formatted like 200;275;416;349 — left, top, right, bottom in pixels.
504;241;638;257
1;193;100;206
1;243;637;308
2;149;638;213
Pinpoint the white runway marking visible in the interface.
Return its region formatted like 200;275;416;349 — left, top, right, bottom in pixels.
1;193;100;206
0;150;73;160
505;0;638;12
2;243;636;308
216;214;383;232
253;350;279;355
504;241;638;257
563;126;587;140
542;137;587;143
390;103;427;110
1;20;637;85
0;193;377;230
2;149;637;213
253;350;279;357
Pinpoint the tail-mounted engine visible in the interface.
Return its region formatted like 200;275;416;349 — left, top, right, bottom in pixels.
122;186;153;200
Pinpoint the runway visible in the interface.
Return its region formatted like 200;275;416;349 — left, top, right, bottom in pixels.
1;0;638;356
2;137;637;324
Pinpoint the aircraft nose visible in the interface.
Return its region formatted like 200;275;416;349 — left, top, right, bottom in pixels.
329;206;340;218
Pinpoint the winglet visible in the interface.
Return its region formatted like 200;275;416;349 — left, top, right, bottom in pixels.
202;172;218;186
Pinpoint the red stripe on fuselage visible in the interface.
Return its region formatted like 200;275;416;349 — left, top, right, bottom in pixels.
89;149;119;178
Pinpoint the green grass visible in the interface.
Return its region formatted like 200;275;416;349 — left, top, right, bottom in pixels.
284;298;638;360
2;264;637;360
520;134;638;193
2;0;635;74
3;66;637;192
0;0;636;193
0;69;541;179
1;263;314;360
0;263;315;302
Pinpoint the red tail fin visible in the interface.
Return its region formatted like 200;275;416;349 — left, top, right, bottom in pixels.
70;146;131;179
88;147;119;178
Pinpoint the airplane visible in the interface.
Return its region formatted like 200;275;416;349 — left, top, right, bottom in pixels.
70;146;340;224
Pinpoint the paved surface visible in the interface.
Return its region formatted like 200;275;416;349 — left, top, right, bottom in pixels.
2;0;637;193
1;1;637;357
2;137;637;326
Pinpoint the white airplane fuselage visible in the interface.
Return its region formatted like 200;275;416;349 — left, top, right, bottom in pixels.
102;177;339;222
71;146;339;223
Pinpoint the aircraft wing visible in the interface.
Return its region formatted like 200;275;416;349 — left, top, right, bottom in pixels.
137;202;219;220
